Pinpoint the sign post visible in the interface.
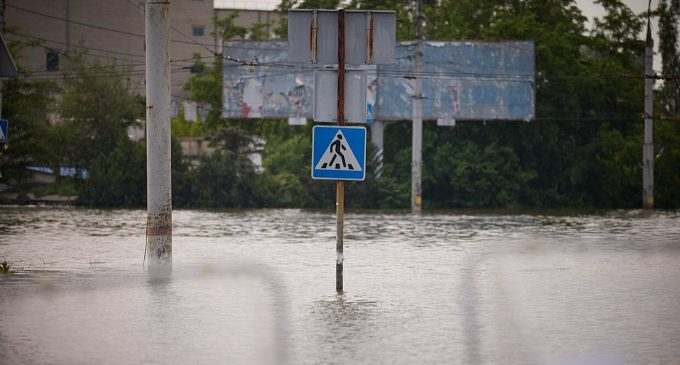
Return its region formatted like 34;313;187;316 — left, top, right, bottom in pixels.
336;9;346;291
312;124;367;290
289;8;395;292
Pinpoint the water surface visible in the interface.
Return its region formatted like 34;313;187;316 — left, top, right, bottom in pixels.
1;207;679;364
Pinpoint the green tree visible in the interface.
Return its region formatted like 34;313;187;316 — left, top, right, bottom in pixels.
60;54;144;169
77;138;146;207
55;55;148;206
191;150;260;207
655;0;680;208
0;38;59;190
0;77;57;188
658;0;679;115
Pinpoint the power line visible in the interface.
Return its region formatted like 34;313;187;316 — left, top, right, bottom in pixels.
7;4;148;39
26;63;145;75
6;37;141;65
7;32;146;58
9;4;665;83
221;61;535;81
220;58;677;83
123;0;218;56
24;55;211;75
219;43;675;81
22;66;193;80
8;3;219;51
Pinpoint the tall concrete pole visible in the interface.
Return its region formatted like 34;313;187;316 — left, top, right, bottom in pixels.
411;0;423;212
642;19;654;209
145;0;172;268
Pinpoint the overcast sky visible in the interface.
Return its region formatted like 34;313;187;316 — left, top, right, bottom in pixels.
577;0;661;71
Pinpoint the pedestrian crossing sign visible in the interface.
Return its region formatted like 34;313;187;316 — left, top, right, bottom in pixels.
312;125;366;181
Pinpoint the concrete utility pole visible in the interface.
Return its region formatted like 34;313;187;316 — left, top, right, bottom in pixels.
411;0;424;212
145;0;172;268
642;15;654;209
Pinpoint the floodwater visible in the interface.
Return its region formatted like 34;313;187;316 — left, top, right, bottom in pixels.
1;206;679;364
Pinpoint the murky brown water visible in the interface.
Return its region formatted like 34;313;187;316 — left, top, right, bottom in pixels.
1;206;679;364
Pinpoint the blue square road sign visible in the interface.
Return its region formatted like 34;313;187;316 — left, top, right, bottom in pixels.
312;125;366;181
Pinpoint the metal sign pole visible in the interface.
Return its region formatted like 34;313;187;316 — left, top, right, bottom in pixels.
642;18;654;209
336;9;346;292
411;0;423;213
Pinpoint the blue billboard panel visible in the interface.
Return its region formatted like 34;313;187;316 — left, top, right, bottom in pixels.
223;42;313;120
223;41;534;122
377;42;534;121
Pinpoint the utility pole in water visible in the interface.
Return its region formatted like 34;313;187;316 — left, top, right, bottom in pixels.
411;0;424;213
145;0;172;268
642;6;654;209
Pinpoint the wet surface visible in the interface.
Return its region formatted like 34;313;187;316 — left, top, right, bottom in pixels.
1;206;679;364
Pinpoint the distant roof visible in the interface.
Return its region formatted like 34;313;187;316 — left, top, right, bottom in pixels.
214;0;279;11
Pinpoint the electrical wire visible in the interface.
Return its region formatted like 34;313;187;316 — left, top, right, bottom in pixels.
8;3;670;82
8;3;220;52
22;67;193;80
7;4;149;39
124;0;218;56
7;32;146;58
23;55;211;75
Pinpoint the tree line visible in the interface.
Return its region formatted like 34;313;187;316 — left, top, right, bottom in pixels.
1;0;679;209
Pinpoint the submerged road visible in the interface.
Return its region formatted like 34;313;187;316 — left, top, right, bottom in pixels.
1;207;679;364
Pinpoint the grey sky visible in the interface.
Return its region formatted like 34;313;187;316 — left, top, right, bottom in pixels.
577;0;662;71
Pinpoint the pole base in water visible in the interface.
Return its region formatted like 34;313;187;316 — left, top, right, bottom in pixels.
336;263;343;292
146;211;172;270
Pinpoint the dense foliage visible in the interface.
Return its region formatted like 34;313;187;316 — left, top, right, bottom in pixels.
2;0;679;209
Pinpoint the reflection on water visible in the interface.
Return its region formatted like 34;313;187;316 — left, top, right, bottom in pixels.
0;206;679;364
311;294;378;361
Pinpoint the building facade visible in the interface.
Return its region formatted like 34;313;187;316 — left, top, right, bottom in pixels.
3;0;281;100
3;0;280;167
4;0;217;100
